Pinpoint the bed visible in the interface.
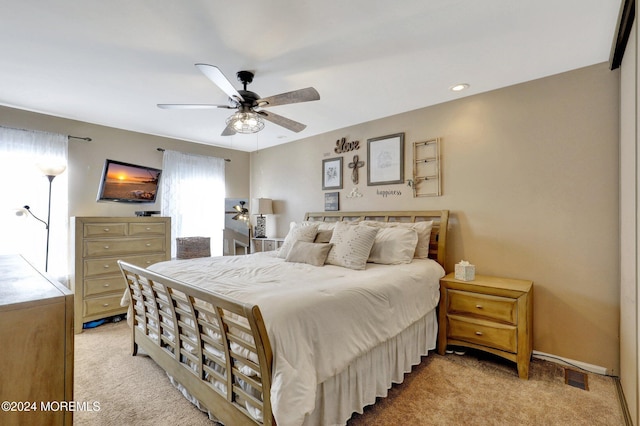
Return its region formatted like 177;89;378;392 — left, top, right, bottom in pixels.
118;210;449;426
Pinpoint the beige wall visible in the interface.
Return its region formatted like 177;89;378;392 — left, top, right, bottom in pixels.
0;105;251;218
619;16;639;425
251;63;621;372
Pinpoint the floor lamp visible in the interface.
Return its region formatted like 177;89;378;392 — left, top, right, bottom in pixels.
16;164;66;272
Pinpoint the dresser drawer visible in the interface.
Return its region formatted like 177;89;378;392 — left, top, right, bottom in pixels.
84;294;126;317
84;253;167;278
84;223;127;237
84;276;126;297
129;222;167;236
447;315;517;353
447;289;517;325
83;237;165;257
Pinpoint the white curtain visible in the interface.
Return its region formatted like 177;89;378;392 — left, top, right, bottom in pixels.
0;127;68;281
161;150;225;257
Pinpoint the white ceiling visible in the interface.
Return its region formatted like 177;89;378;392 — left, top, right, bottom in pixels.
0;1;622;152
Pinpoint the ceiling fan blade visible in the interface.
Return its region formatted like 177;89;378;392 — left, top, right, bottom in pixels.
195;64;244;103
257;87;320;108
157;103;234;109
258;110;307;133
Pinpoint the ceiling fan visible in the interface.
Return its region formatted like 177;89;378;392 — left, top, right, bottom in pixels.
158;64;320;136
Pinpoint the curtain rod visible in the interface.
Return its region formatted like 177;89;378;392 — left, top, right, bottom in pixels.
156;147;231;162
68;135;92;141
0;125;91;141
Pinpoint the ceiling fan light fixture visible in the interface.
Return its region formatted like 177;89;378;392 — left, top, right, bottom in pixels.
226;111;265;134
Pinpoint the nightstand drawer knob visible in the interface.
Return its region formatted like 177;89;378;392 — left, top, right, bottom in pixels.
104;245;110;249
103;303;110;307
103;264;110;269
476;304;483;309
104;228;110;232
146;243;151;247
103;283;110;287
475;331;483;336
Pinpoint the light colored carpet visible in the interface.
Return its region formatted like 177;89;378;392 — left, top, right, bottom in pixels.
74;321;625;425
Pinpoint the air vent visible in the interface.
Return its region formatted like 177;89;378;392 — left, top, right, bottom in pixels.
565;369;589;391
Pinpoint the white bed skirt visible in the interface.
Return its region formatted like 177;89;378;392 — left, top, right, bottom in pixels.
165;309;437;426
304;309;438;426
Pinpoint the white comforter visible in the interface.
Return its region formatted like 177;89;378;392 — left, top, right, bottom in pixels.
147;251;444;426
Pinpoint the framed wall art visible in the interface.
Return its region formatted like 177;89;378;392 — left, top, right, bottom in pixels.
324;192;339;211
367;133;404;185
322;157;343;190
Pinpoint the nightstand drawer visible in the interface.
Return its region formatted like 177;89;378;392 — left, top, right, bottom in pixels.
447;289;517;324
448;315;517;353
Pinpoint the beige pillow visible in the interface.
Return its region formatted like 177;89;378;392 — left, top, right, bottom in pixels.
277;223;319;259
360;220;433;258
285;241;333;266
326;221;379;270
314;229;333;243
367;226;418;264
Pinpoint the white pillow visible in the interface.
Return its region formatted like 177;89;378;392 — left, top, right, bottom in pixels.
367;226;418;264
326;221;379;270
360;220;433;258
277;223;319;259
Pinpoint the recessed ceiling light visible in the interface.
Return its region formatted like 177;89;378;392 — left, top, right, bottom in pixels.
450;83;470;92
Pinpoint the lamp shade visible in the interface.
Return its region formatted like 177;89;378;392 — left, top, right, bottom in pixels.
252;198;273;215
37;163;66;176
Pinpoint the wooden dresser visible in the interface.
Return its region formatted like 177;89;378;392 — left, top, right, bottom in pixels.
438;273;533;379
71;216;171;333
0;255;73;426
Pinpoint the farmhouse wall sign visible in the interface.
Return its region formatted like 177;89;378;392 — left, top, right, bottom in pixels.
334;137;360;154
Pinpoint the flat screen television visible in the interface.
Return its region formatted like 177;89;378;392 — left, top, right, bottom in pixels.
96;159;162;203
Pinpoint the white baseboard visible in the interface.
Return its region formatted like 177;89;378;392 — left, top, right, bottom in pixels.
532;350;609;376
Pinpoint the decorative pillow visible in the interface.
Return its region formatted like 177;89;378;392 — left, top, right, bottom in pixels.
367;226;418;264
360;220;433;258
314;229;333;243
302;221;338;231
285;241;333;266
277;223;319;259
325;221;379;270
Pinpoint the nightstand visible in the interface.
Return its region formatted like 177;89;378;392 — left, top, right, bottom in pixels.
437;273;533;379
251;237;285;253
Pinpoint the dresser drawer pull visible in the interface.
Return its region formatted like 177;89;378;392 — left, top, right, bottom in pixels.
146;227;151;230
145;260;152;264
103;283;110;288
103;303;110;307
475;304;483;309
104;228;110;232
104;245;110;249
475;331;483;336
103;264;110;269
145;243;152;247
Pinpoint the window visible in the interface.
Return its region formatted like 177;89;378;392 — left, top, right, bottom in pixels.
0;127;68;280
161;150;225;257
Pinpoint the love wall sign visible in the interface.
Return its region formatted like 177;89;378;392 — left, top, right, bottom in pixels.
334;137;360;154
